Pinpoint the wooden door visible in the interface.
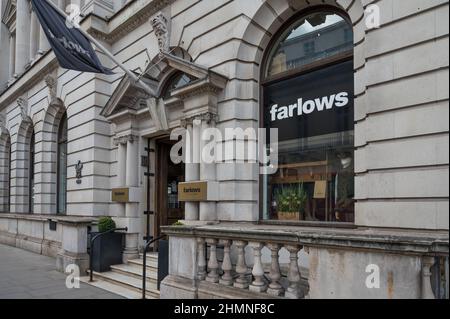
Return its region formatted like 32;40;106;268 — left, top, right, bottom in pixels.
155;139;185;238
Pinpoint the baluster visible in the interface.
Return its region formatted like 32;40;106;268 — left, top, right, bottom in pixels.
220;240;233;286
267;243;284;296
285;245;304;299
249;242;267;293
206;238;219;283
421;256;436;299
233;240;249;289
197;237;206;280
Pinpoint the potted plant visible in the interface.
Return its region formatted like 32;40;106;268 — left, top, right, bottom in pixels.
274;184;307;220
90;217;124;272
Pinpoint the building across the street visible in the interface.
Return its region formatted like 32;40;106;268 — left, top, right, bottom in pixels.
0;0;448;299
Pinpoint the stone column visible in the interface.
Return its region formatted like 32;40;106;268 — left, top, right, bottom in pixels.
29;9;39;62
123;134;139;261
58;0;67;10
15;0;31;75
118;142;127;186
113;137;127;218
199;114;217;221
38;26;50;55
184;120;199;221
9;33;16;79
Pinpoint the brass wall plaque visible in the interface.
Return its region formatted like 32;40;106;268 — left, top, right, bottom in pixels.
112;188;129;202
178;181;208;202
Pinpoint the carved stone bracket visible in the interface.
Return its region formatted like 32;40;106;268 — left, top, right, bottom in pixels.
45;74;57;101
113;134;139;146
0;113;6;134
150;11;170;57
87;0;175;44
17;97;31;123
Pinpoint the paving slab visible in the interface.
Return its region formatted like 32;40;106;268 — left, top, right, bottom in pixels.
0;244;124;299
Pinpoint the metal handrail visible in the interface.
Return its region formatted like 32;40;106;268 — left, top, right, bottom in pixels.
89;227;128;282
142;235;166;299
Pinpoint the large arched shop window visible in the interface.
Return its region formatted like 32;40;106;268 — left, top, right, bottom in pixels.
261;9;354;223
57;113;68;214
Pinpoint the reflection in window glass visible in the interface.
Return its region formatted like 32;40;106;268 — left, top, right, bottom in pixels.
267;12;353;77
29;131;35;213
57;114;67;214
163;73;196;99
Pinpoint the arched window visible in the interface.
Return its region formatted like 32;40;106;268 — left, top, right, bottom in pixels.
0;134;11;213
162;72;196;100
262;9;354;223
29;130;35;213
57;113;67;214
7;135;11;212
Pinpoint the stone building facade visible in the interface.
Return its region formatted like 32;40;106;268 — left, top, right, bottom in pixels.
0;0;448;299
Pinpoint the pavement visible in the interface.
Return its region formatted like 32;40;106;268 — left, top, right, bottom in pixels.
0;243;124;299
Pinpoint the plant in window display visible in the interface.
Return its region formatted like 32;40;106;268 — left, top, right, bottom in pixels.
274;184;308;220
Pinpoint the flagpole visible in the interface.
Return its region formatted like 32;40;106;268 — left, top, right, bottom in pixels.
42;0;156;97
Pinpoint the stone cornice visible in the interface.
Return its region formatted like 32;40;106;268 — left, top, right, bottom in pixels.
113;134;139;145
0;50;59;110
180;112;219;128
172;80;224;101
0;213;97;225
87;0;175;44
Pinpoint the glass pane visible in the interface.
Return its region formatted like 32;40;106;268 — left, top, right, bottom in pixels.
58;141;67;214
29;132;35;213
266;12;353;77
58;116;67;143
263;60;354;222
163;73;195;99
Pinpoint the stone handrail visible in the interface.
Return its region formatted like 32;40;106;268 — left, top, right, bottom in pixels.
162;223;449;256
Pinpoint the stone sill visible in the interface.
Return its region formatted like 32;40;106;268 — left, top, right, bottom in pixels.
0;213;97;225
162;222;449;256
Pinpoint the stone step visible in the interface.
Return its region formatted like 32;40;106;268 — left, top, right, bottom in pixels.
80;276;153;299
129;257;158;270
88;270;160;299
139;252;159;262
111;263;158;281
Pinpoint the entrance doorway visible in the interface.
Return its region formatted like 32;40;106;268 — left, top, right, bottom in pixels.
155;138;185;238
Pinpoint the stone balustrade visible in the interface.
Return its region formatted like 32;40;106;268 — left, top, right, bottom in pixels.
161;222;449;299
196;236;305;299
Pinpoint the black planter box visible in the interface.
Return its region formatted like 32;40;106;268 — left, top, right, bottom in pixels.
90;232;124;272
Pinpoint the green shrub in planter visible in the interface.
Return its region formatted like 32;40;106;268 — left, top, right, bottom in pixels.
91;217;123;272
98;216;116;233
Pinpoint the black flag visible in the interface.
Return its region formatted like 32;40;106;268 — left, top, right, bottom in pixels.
31;0;113;74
